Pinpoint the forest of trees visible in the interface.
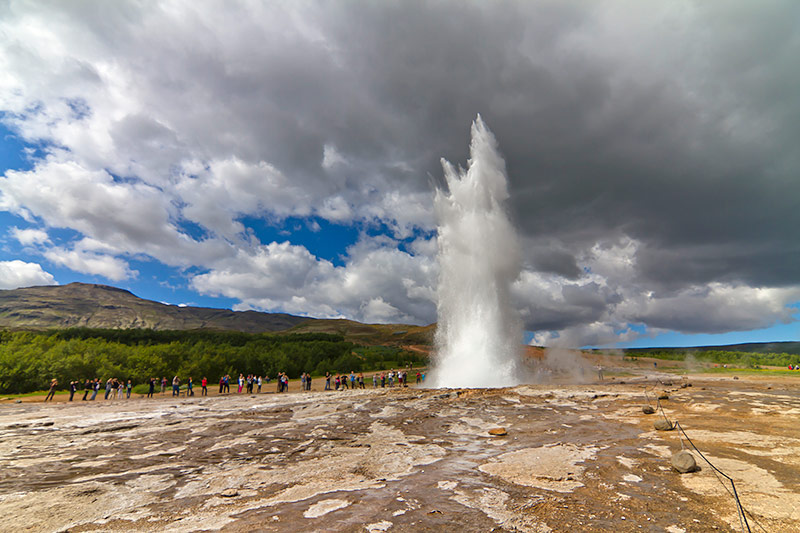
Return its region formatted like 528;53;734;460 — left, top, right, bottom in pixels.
0;329;427;394
625;349;800;369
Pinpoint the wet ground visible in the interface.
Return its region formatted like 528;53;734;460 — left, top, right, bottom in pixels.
1;373;798;532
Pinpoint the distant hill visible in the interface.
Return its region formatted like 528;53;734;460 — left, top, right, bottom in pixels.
287;318;435;346
0;283;436;345
623;341;800;356
0;283;310;333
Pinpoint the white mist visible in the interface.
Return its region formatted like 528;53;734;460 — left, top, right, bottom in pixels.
431;116;523;388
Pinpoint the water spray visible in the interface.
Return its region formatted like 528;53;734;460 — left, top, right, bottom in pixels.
431;115;523;388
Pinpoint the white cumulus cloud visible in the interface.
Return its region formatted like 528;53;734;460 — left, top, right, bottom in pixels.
0;260;57;290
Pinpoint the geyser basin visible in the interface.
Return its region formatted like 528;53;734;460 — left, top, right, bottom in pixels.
431;116;523;388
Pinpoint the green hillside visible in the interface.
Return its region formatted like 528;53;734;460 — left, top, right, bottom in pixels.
623;341;800;356
0;283;309;332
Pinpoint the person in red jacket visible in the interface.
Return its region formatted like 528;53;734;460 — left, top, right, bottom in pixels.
201;376;208;396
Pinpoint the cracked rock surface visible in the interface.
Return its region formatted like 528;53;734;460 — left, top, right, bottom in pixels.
1;375;799;532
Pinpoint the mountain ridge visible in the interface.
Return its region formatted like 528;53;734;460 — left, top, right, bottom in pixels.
0;282;436;345
0;282;310;333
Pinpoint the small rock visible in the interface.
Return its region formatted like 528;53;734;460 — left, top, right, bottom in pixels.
657;392;669;400
642;405;655;414
671;451;699;473
220;488;239;498
488;427;507;436
654;419;674;431
733;376;739;380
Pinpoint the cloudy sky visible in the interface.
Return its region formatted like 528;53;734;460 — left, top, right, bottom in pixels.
1;0;798;348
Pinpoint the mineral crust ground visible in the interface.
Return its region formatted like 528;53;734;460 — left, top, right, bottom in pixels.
1;372;799;532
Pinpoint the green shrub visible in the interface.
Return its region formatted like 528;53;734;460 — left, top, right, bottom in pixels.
0;328;429;393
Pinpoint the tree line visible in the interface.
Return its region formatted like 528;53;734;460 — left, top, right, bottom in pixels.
0;329;428;394
624;349;800;368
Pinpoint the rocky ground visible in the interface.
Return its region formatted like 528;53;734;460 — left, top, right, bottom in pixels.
1;371;799;533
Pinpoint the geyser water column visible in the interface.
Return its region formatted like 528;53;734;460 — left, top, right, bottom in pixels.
431;116;523;388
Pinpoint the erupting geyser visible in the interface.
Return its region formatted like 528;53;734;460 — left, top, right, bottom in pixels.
431;116;523;388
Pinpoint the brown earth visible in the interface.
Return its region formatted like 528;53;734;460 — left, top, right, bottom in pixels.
1;364;798;533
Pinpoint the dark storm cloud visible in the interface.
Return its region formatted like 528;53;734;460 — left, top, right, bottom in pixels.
343;5;798;271
299;0;800;336
269;0;800;288
3;0;799;339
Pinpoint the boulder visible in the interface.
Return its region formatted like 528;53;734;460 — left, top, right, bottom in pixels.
671;451;699;473
488;427;508;436
642;405;655;414
654;419;674;431
220;488;239;498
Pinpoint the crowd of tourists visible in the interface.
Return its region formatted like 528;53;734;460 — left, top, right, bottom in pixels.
42;366;425;402
43;377;134;402
322;369;424;390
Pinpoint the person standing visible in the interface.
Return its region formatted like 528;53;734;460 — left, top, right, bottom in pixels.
90;378;100;400
44;379;58;402
306;373;312;391
325;372;331;390
358;373;365;389
187;377;194;396
69;380;77;401
373;374;378;388
82;378;91;401
201;376;208;396
104;378;112;400
257;376;262;393
172;375;180;397
147;378;155;398
350;371;356;390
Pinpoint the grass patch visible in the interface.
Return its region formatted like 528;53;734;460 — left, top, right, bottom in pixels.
700;366;800;376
